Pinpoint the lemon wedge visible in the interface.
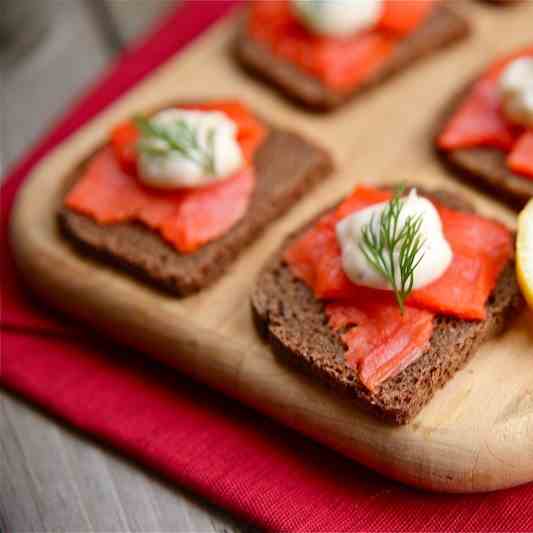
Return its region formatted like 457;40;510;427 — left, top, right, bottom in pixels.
516;199;533;309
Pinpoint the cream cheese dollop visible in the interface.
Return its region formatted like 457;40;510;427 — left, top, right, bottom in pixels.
291;0;384;38
499;57;533;128
336;189;453;291
137;109;243;189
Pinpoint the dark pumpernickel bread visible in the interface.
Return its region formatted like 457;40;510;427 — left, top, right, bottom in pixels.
437;82;533;208
59;127;333;296
251;190;524;425
443;148;533;209
235;4;470;110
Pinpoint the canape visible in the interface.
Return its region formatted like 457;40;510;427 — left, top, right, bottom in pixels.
236;0;469;110
60;101;333;295
438;47;533;207
252;185;523;424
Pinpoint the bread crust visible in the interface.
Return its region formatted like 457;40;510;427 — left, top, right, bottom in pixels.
251;189;524;425
59;127;334;296
235;4;470;110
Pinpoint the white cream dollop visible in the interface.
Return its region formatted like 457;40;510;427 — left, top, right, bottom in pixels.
336;189;453;291
499;57;533;128
291;0;384;38
138;109;243;189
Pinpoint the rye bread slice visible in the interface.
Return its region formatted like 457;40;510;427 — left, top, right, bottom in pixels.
235;4;470;110
437;81;533;208
59;127;333;296
251;189;524;425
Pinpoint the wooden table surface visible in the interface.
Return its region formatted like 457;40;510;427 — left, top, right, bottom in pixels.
1;2;255;531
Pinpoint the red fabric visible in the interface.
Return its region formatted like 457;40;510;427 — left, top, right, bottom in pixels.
1;2;532;531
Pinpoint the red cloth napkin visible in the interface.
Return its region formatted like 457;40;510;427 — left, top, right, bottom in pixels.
2;2;532;530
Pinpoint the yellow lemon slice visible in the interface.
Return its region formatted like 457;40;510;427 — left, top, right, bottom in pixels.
516;199;533;309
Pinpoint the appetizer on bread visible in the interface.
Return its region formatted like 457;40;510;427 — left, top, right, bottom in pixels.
252;185;524;424
438;47;533;207
60;101;333;295
235;0;469;110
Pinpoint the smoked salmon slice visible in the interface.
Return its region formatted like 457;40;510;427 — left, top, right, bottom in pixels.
357;310;434;391
65;148;255;253
326;295;433;364
438;47;533;179
66;102;266;253
314;32;395;92
285;186;513;320
408;205;513;319
378;0;436;36
248;0;435;91
508;131;533;181
327;297;434;391
285;185;512;389
437;79;521;151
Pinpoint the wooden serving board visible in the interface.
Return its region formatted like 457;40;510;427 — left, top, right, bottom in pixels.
10;2;533;493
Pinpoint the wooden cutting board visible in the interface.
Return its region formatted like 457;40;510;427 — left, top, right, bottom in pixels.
10;2;533;493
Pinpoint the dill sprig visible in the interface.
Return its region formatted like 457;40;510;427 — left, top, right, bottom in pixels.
134;115;216;175
359;187;426;314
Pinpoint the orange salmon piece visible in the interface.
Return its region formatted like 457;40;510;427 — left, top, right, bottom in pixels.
66;102;265;253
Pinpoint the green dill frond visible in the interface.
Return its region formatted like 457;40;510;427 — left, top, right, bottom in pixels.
134;114;217;176
359;186;426;313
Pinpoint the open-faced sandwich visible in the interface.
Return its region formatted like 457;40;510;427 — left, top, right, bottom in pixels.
235;0;469;110
252;185;524;424
438;46;533;207
60;101;333;295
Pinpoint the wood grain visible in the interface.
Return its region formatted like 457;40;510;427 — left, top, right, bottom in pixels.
9;2;533;494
